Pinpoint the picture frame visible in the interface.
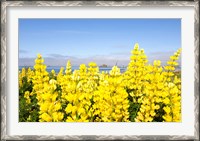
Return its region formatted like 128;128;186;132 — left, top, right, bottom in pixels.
1;0;199;140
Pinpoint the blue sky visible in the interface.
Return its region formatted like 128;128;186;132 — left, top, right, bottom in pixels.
19;19;181;66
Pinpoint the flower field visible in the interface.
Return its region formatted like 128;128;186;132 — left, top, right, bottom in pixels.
19;43;181;122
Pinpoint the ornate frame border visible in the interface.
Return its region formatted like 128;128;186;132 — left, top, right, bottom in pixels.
1;1;199;140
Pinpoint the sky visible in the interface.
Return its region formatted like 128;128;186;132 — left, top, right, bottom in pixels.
19;19;181;67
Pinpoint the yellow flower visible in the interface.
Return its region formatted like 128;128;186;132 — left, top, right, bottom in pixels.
37;53;42;59
52;112;64;122
163;98;170;104
65;103;73;113
163;106;171;114
54;102;61;111
19;45;182;122
40;113;52;122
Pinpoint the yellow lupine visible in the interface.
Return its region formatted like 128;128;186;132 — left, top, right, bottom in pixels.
24;91;31;104
93;65;129;122
39;113;52;122
19;43;181;122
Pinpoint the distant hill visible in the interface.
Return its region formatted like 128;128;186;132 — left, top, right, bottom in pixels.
99;64;108;67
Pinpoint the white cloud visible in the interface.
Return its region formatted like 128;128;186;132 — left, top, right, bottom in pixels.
19;58;35;66
147;51;181;65
19;50;181;68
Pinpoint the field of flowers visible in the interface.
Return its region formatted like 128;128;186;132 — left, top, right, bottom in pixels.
19;43;181;122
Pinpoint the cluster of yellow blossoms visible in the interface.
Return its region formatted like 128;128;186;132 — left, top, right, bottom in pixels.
19;43;181;122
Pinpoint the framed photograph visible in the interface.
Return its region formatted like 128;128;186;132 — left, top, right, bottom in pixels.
1;0;199;140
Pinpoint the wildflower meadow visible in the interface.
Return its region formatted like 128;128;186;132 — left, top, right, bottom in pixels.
19;43;181;122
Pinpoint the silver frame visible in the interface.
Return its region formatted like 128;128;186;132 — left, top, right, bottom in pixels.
1;1;199;140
